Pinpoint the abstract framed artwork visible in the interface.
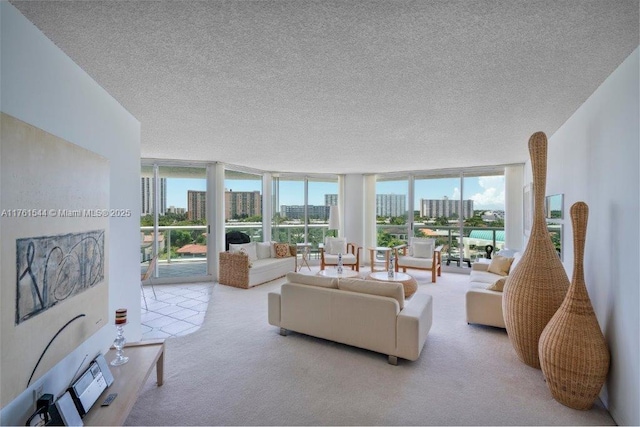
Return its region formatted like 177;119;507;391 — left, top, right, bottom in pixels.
1;113;109;406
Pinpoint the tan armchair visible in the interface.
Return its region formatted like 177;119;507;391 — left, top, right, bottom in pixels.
394;238;446;283
320;237;361;271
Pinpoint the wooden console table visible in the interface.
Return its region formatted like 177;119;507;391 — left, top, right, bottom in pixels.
82;339;165;426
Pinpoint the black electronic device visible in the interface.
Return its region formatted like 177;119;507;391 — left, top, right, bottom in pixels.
100;393;117;407
68;356;113;417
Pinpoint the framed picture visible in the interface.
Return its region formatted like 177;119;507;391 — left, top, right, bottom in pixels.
523;183;533;236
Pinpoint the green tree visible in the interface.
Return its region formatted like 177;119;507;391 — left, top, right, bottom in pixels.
170;230;194;248
389;216;406;225
434;216;450;226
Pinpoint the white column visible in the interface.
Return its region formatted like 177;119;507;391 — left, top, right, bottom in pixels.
207;163;225;280
262;173;272;242
505;164;524;251
343;174;365;247
363;175;377;265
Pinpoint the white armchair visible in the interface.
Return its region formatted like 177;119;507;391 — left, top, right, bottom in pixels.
320;237;361;271
394;238;446;283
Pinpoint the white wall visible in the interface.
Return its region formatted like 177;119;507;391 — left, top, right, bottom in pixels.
524;48;639;426
0;3;141;424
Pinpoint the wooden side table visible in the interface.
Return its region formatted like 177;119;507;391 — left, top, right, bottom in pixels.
296;243;312;271
82;340;165;426
369;247;392;272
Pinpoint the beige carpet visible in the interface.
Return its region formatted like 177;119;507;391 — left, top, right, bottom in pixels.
126;268;614;426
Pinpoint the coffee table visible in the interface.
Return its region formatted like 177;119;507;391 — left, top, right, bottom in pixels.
318;269;360;279
367;271;418;298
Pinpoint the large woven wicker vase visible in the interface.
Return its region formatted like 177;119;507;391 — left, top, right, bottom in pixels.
502;132;569;368
539;202;610;409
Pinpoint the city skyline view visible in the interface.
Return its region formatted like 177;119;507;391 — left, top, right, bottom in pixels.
162;175;505;213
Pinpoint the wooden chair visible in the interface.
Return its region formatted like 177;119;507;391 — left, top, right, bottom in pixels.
320;237;361;271
141;256;157;310
394;239;447;283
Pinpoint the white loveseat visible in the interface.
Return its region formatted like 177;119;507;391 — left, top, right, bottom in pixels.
268;272;433;364
219;242;297;289
465;250;522;328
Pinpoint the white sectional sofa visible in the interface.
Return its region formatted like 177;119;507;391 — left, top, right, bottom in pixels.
465;250;522;328
268;272;433;364
219;242;297;288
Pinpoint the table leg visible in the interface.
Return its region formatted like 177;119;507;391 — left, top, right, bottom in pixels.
156;345;164;386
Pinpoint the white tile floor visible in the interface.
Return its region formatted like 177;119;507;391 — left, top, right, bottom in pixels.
140;282;213;340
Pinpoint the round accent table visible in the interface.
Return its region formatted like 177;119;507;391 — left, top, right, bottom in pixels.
318;269;360;279
367;271;418;299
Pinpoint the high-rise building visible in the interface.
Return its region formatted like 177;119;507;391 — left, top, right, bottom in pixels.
167;205;186;215
187;190;206;221
376;194;406;217
280;205;330;220
141;177;167;216
419;196;474;219
324;194;338;206
225;190;261;220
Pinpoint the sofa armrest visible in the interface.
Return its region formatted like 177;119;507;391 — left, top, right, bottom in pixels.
219;251;250;287
268;292;281;327
396;293;433;361
471;262;490;272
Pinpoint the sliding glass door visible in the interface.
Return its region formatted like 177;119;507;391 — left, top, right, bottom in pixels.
140;164;209;281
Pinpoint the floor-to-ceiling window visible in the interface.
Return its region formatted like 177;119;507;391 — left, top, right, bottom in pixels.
462;171;506;261
378;167;506;269
413;174;461;254
141;163;209;281
271;174;339;259
307;177;339;251
376;176;409;247
224;169;263;241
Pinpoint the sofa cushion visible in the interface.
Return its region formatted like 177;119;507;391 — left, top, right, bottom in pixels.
487;255;514;276
286;272;338;289
409;237;435;256
323;253;357;264
397;255;433;269
230;242;258;261
486;277;507;292
326;237;348;255
413;241;434;258
256;242;272;260
469;270;503;285
337;278;405;309
274;243;291;258
510;251;523;271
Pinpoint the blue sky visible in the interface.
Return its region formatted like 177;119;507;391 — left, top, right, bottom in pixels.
166;176;505;211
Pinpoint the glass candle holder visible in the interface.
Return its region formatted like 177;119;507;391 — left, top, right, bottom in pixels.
110;323;129;366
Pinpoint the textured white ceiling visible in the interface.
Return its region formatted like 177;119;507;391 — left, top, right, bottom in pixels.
11;1;639;174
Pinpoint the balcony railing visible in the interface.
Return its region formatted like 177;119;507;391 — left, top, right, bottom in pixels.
376;224;506;265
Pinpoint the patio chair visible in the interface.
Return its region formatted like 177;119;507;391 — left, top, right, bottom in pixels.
393;238;446;283
141;256;157;311
320;237;361;271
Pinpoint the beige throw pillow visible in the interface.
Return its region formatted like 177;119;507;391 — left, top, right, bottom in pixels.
487;255;514;276
487;277;507;292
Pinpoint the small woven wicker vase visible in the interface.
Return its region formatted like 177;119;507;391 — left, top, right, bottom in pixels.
502;132;570;368
539;202;610;410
